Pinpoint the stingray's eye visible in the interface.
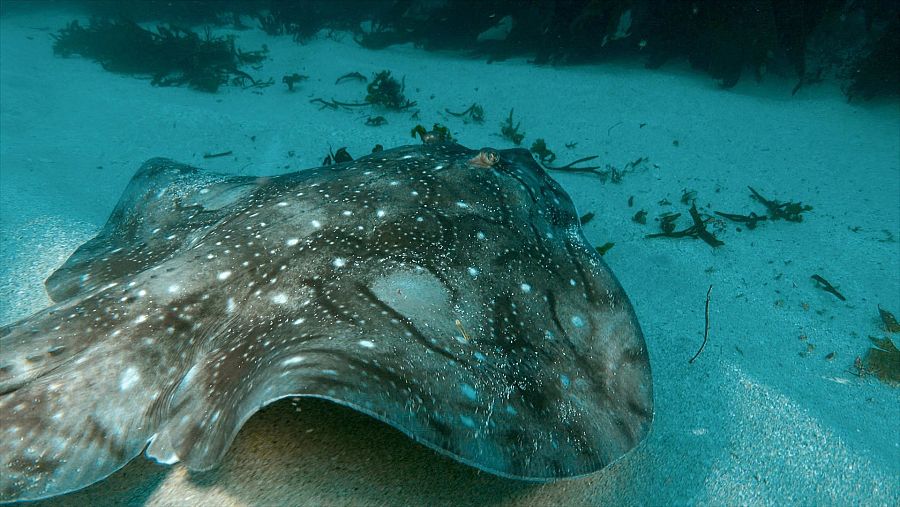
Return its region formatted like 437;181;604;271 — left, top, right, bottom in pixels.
468;148;500;168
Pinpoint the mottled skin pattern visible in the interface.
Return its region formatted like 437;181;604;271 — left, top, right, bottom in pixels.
0;143;652;502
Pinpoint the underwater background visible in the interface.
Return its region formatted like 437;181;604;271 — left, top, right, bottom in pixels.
0;1;898;505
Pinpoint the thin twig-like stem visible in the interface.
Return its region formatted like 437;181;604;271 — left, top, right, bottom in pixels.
689;285;713;363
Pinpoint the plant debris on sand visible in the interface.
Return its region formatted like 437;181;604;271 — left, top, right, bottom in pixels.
365;70;416;110
53;19;265;92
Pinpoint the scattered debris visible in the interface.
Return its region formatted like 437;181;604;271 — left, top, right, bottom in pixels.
365;115;387;126
749;186;812;222
579;212;595;225
282;73;308;91
202;150;232;159
371;144;383;153
647;203;724;247
500;108;525;145
323;147;353;166
565;141;578;149
546;155;602;176
689;285;713;363
878;306;900;333
530;138;556;165
714;210;768;230
445;103;484;124
632;210;648;224
335;71;367;84
595;242;615;256
411;123;453;144
309;98;369;110
862;336;900;386
680;189;697;204
811;274;845;301
365;70;416;110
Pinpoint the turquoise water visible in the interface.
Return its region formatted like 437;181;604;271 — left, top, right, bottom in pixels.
1;2;898;506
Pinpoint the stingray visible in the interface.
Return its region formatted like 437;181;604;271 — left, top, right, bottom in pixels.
0;142;652;502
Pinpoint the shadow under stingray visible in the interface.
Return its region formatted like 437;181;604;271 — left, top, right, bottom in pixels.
29;398;537;506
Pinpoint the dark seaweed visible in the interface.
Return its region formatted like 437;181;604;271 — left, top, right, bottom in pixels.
748;187;812;222
530;139;556;165
282;73;308;91
365;70;416;110
445;103;484;124
714;211;768;230
811;274;846;301
52;19;259;93
647;203;723;247
336;71;367;84
500;109;525;145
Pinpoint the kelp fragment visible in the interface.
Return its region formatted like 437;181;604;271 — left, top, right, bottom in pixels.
366;70;416;110
811;274;845;301
446;103;485;124
862;337;900;386
595;242;615;256
282;73;308;91
336;71;367;84
714;211;768;230
647;203;723;247
748;187;812;222
500;109;525;145
411;124;453;144
530;139;557;165
878;306;900;333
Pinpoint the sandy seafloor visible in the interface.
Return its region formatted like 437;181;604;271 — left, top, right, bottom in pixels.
1;6;898;507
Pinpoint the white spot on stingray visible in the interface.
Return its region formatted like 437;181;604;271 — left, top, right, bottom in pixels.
286;238;300;246
476;231;486;240
342;210;352;216
468;267;479;277
134;315;147;324
459;415;476;428
520;283;531;293
460;383;478;400
456;201;469;208
571;315;585;327
119;367;140;391
218;271;232;281
333;258;347;268
358;340;376;349
473;351;486;362
560;374;571;389
277;201;289;207
137;289;147;297
226;298;236;313
282;356;305;366
311;220;322;228
168;284;180;294
505;405;518;416
272;293;288;304
570;279;577;286
292;318;305;325
376;209;386;218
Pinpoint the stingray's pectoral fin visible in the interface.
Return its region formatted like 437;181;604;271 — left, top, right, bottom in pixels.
44;158;256;303
0;340;164;502
143;355;274;471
